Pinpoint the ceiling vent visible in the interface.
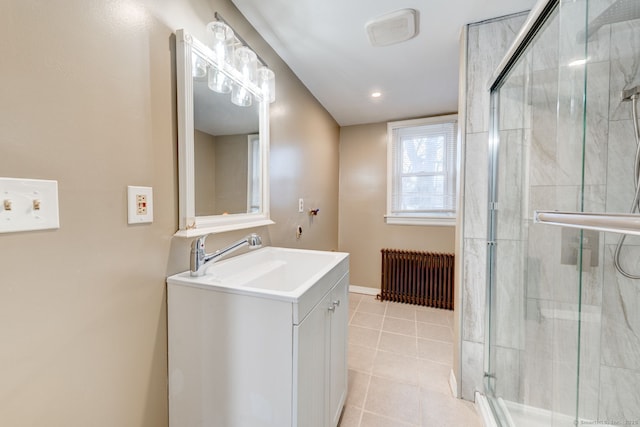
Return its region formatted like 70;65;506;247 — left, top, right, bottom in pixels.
365;9;418;47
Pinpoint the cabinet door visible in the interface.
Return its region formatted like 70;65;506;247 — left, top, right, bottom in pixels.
294;293;331;427
328;275;349;426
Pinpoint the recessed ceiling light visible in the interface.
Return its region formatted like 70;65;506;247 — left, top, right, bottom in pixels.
371;91;382;98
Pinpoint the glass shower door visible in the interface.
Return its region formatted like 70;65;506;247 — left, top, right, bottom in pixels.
485;0;594;425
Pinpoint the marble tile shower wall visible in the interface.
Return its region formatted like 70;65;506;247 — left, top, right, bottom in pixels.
460;0;640;419
519;0;640;419
597;10;640;421
461;13;527;401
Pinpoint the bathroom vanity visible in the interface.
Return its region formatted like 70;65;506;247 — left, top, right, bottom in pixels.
167;247;349;427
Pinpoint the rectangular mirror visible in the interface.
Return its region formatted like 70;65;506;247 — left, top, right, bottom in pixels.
175;29;273;237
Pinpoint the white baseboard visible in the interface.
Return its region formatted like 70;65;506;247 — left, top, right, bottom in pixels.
348;285;378;296
449;369;458;398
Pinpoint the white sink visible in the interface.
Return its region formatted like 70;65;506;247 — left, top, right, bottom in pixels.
167;246;349;323
167;246;350;426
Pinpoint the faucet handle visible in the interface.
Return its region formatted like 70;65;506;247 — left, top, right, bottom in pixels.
190;235;209;276
191;235;207;251
247;233;262;248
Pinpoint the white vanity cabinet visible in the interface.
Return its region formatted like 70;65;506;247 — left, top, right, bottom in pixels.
167;248;349;427
294;275;348;427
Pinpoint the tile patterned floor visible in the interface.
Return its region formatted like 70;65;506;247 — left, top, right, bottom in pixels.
338;292;482;427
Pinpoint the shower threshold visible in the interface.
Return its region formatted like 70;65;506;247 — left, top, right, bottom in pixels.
480;395;617;427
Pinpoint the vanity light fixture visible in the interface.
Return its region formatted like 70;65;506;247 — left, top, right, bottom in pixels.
195;12;276;105
206;21;235;93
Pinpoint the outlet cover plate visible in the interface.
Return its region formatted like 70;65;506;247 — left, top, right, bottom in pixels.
0;177;59;233
127;186;153;224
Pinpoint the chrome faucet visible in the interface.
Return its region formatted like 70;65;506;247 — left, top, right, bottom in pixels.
190;233;262;277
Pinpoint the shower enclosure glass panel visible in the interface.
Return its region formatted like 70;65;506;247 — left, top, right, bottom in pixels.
485;0;640;425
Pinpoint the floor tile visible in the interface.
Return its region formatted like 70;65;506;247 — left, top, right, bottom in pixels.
348;343;376;374
416;308;450;326
358;299;387;315
346;369;370;409
349;325;380;349
445;311;454;327
386;304;416;321
417;322;452;342
338;293;481;427
349;294;363;311
383;317;417;336
338;405;362;427
360;411;417;426
365;376;421;424
379;332;418;357
420;388;482;427
417;338;453;365
373;350;419;385
351;312;384;330
417;359;452;396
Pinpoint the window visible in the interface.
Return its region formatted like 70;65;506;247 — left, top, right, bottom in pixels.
386;115;458;226
247;134;261;213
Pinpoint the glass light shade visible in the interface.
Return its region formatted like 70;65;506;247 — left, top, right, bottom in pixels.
257;66;275;103
208;68;232;94
231;47;258;107
205;21;235;66
205;21;235;93
231;82;252;107
234;46;258;84
192;55;207;79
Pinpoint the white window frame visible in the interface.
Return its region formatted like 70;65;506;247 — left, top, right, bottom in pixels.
385;114;458;227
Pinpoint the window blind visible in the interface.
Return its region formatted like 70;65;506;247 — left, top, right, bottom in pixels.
390;121;456;216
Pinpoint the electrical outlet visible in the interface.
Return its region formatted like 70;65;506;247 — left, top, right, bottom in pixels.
136;194;147;215
128;186;153;224
298;198;304;213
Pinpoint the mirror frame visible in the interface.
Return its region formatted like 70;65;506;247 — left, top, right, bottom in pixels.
175;29;273;237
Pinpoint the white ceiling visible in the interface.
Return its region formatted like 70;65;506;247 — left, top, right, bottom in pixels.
231;0;537;126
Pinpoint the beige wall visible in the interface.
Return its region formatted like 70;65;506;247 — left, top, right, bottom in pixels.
338;123;455;289
267;77;340;251
214;134;248;215
0;0;339;425
194;129;216;215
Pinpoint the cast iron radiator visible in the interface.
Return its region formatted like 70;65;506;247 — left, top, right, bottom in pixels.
378;249;454;310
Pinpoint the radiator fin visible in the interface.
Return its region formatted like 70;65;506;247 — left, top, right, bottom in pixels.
379;249;454;310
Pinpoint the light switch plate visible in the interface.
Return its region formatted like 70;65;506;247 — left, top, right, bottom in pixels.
127;186;153;224
0;177;60;234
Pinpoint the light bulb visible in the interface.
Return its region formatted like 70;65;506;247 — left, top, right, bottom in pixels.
192;55;207;79
231;83;252;107
235;46;257;84
206;21;234;66
258;66;275;103
205;21;235;93
231;47;258;107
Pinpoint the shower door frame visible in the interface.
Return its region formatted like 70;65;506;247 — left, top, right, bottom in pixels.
485;0;640;424
484;0;566;423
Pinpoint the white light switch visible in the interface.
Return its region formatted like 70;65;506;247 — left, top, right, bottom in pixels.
0;177;60;233
128;186;153;224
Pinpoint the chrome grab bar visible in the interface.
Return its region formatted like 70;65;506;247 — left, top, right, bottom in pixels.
534;210;640;236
